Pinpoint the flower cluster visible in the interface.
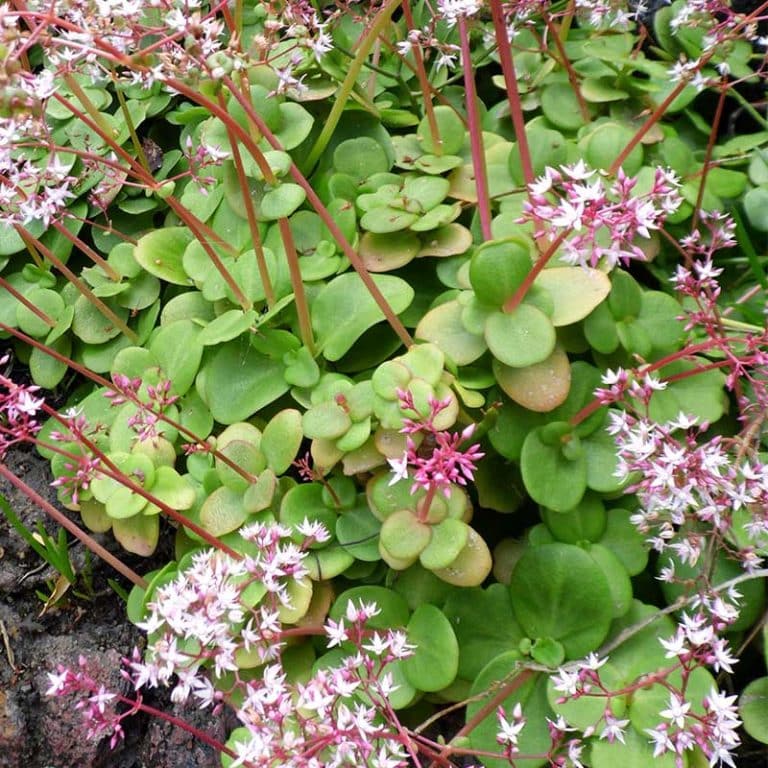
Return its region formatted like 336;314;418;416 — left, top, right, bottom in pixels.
607;409;768;571
105;373;179;442
520;161;682;269
0;354;45;457
49;520;415;768
387;389;484;496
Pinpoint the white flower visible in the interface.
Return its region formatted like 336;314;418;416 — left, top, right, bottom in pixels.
387;452;410;485
436;0;482;26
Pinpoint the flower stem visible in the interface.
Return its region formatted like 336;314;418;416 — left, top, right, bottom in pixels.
459;17;493;241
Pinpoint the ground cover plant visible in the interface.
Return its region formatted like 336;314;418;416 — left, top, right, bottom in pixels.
2;0;768;765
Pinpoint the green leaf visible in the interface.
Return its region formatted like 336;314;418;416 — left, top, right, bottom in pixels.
380;509;431;561
261;409;303;474
647;359;726;425
541;83;589;131
16;288;64;339
147;466;196;511
329;585;410;630
415;299;487;366
199;338;288;424
509;542;613;658
417;105;465;155
591;724;679;768
419;518;468;570
260;183;306;220
493;345;571;413
312;274;413;361
469;238;532;308
336;505;381;561
402;604;459;692
431;527;493;587
149;320;203;396
333;137;389;182
584;543;632;618
134;227;194;285
198;309;256;346
541;492;607;543
484;305;556;368
534;267;611;326
199;485;248;537
598;509;648;576
741;677;768;744
360;230;420;272
520;427;587;511
112;513;159;556
444;584;525;681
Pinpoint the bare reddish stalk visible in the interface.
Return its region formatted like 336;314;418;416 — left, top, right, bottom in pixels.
690;85;727;232
400;1;441;153
217;94;276;307
489;0;534;189
278;217;315;353
458;18;493;241
0;275;56;328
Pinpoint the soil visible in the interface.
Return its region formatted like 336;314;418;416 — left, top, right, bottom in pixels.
0;444;229;768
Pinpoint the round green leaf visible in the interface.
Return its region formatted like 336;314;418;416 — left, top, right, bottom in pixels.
198;309;256;346
134;227;194;285
417;105;465;156
419;518;468;570
336;505;381;561
534;267;611;326
380;509;431;560
149;319;202;396
402;604;459;692
112;513;159;556
744;185;768;231
431;527;493;587
333;137;389;182
493;345;571;413
261;409;303;474
521;427;587;511
415;299;487;366
312;274;414;361
199;485;248;536
741;677;768;744
260;183;306;220
590;724;678;768
509;542;613;658
484;305;556;368
584;543;632;618
199;338;289;424
444;584;525;681
581;122;644;175
541;83;590;131
469;238;532;308
329;585;410;630
16;288;64;339
360;230;420;272
147;466;196;511
541;493;607;543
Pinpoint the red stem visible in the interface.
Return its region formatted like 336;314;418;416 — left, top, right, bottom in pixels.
459;17;493;241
